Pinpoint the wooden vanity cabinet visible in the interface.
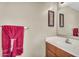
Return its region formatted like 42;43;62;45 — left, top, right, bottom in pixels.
46;42;75;57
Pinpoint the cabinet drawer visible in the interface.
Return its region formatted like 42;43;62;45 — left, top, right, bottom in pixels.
56;48;74;57
46;42;56;53
47;49;56;57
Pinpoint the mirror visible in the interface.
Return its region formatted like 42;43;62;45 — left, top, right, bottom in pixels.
48;10;54;27
57;2;79;37
59;13;64;27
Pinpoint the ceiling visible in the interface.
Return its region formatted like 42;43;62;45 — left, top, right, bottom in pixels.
60;2;79;11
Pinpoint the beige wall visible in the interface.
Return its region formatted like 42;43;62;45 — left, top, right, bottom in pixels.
58;6;79;36
0;2;57;57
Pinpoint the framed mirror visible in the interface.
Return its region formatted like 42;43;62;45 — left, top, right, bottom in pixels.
48;10;54;27
59;13;64;27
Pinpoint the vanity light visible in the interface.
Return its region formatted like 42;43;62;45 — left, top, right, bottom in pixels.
59;2;69;8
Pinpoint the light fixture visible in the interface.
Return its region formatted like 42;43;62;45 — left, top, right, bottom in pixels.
59;2;68;8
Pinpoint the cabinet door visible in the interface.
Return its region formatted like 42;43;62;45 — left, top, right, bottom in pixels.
46;42;57;57
46;50;56;57
46;42;56;53
56;48;74;57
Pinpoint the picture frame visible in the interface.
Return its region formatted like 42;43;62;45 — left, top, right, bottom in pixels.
48;10;54;27
59;13;64;27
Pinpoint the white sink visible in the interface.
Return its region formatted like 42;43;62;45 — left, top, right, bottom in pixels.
68;38;79;47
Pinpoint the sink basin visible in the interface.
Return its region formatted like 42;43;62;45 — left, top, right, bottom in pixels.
67;38;79;47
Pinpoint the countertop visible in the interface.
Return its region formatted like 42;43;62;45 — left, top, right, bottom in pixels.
46;36;79;57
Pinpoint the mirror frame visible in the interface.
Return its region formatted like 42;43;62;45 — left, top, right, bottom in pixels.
59;13;64;27
48;10;54;27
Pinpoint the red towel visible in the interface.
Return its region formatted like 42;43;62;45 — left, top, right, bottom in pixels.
2;25;24;57
73;28;78;36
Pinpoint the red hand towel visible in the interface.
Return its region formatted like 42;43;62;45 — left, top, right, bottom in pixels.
2;25;24;57
73;28;78;36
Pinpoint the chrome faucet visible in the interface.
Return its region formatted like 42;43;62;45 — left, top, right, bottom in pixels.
65;38;71;44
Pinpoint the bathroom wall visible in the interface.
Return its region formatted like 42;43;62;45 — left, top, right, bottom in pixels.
58;6;79;37
0;2;57;57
